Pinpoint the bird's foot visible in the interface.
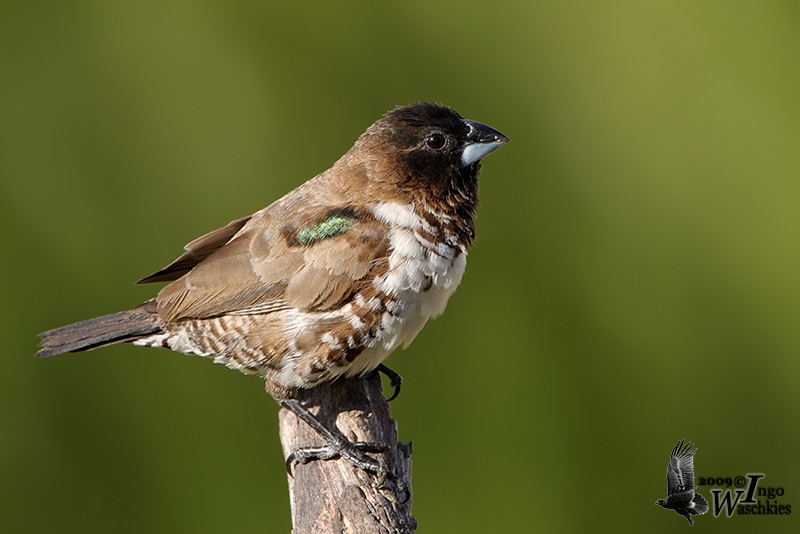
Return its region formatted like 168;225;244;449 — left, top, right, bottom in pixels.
286;440;389;471
278;398;409;501
376;363;403;401
286;439;409;501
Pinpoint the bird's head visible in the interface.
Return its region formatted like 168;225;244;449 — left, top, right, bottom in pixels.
376;102;508;174
347;102;508;218
655;499;667;508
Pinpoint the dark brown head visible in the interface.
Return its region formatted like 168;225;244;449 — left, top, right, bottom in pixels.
352;102;508;233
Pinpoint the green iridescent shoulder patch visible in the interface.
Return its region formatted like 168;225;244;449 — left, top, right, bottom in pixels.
295;212;358;245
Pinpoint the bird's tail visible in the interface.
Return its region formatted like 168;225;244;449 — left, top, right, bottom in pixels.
37;301;161;358
692;492;709;515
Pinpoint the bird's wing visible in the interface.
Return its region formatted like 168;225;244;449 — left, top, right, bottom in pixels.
666;440;698;495
153;206;390;322
137;215;253;284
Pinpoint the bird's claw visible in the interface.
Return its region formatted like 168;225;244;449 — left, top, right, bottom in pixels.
285;440;389;474
376;363;403;401
285;439;408;502
375;465;411;503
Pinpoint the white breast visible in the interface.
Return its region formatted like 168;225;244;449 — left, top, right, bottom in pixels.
338;203;466;379
371;202;467;350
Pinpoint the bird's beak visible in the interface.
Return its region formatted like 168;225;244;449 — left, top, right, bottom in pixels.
461;119;510;167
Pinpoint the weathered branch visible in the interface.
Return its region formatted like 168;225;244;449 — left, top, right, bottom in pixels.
278;373;416;533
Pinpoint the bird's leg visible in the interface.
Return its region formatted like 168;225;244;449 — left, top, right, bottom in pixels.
376;363;403;401
278;398;408;497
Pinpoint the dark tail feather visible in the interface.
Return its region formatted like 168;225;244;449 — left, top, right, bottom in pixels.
37;303;160;358
692;493;709;515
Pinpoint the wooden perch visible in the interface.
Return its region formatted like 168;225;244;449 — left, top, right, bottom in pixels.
278;373;416;533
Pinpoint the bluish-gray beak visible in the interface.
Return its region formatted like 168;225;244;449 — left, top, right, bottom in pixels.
461;119;509;167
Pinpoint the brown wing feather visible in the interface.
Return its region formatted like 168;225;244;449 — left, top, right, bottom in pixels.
154;207;390;323
283;219;387;310
137;215;252;284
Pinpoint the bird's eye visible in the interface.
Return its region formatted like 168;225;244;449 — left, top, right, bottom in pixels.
425;133;446;150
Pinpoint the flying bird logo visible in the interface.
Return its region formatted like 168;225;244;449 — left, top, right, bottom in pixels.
655;440;709;525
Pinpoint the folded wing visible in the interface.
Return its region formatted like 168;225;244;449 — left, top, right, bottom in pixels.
148;206;390;323
138;215;253;284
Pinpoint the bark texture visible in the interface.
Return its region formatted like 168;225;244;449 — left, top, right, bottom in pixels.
278;373;415;534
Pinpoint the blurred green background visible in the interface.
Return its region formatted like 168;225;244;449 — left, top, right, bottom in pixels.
2;1;798;532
